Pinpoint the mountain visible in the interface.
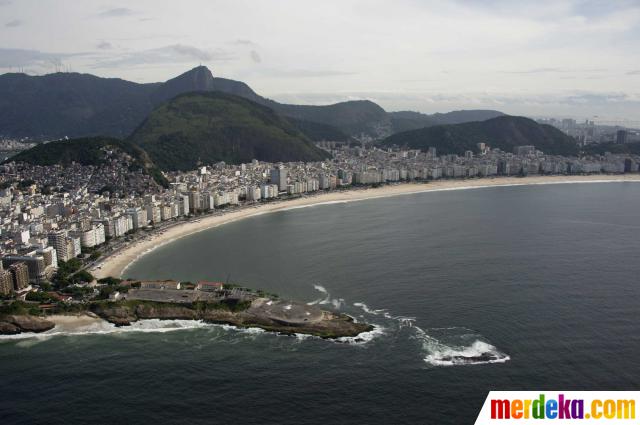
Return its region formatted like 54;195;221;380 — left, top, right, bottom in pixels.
429;110;506;125
0;72;158;139
272;100;391;139
9;137;168;187
388;110;505;133
0;66;506;141
381;116;579;156
287;118;352;142
128;91;330;171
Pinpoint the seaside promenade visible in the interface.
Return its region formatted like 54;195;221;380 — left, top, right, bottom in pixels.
90;174;640;280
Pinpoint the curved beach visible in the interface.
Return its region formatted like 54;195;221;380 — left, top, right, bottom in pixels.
89;174;640;280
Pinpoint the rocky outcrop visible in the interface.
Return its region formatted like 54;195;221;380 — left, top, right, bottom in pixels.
89;300;372;339
0;315;55;335
0;322;20;335
134;304;198;321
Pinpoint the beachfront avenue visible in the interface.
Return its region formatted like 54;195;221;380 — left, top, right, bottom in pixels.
1;143;640;301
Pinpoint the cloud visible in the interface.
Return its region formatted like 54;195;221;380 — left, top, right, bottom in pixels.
501;67;566;74
94;44;235;67
5;19;23;27
260;68;357;78
0;48;86;69
97;7;135;18
501;67;607;75
250;50;261;63
96;41;113;50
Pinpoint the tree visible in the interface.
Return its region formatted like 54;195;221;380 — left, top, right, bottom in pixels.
98;277;122;286
71;270;94;284
26;292;53;303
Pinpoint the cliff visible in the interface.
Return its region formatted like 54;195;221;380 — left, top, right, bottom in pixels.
90;299;372;339
0;315;55;335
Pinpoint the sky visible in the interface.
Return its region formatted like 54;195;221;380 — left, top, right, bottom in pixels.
1;0;640;124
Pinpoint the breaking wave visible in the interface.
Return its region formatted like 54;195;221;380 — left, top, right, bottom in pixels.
351;299;509;365
335;324;386;345
414;326;510;367
0;319;268;344
307;284;344;309
353;302;415;327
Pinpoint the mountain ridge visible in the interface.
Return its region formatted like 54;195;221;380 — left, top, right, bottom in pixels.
0;66;506;140
381;116;579;156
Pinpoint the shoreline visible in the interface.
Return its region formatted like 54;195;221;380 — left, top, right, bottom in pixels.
89;174;640;279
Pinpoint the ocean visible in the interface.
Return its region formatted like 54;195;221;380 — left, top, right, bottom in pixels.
2;182;640;424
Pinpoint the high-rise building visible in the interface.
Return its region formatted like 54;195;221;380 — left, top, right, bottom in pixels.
179;195;190;216
616;130;628;144
145;204;162;224
271;166;288;192
8;262;29;290
3;254;47;283
246;186;261;202
188;191;201;214
126;208;148;230
67;236;81;260
36;246;58;270
0;269;13;296
48;230;69;262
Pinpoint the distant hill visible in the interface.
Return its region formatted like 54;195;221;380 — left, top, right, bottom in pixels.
388;110;504;133
128;91;330;171
0;66;506;141
429;110;506;125
274;100;391;138
381;116;579;156
9;137;168;187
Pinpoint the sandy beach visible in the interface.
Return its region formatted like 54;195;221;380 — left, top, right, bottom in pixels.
45;314;110;332
89;175;640;280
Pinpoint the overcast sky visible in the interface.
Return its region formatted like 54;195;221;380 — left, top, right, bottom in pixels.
2;0;640;123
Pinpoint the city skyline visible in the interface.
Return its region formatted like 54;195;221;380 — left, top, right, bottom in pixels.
1;0;640;123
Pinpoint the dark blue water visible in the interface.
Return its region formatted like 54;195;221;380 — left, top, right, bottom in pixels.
2;182;640;424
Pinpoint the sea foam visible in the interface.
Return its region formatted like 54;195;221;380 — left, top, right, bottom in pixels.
414;326;510;367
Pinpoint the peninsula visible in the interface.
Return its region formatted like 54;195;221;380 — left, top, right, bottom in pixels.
0;279;373;339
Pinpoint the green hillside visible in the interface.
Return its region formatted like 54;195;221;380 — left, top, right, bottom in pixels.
128;92;330;171
381;116;579;156
10;137;168;187
288;117;352;142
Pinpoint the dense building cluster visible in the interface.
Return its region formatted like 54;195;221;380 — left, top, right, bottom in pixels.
538;118;640;146
1;142;639;296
